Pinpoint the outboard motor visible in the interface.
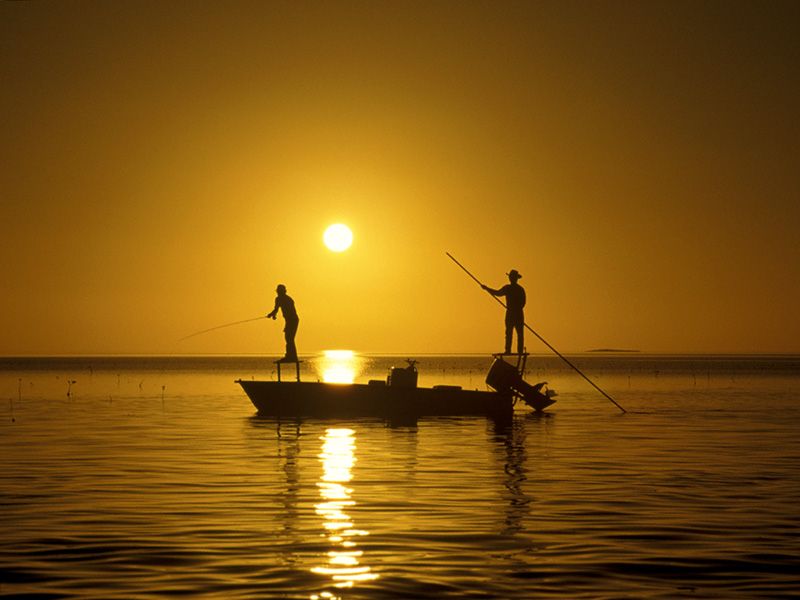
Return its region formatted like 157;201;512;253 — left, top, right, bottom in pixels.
388;359;418;389
486;357;557;411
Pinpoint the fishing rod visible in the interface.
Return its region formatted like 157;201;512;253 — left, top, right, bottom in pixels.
446;251;626;413
178;316;267;342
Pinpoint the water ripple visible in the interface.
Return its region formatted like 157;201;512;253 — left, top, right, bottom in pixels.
2;357;800;598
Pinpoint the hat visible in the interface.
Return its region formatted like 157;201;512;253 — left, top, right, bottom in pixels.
507;269;522;280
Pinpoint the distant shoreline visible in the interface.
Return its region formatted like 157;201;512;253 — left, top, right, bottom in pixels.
586;349;641;353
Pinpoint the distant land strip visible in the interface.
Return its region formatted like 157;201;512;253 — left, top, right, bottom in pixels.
587;348;641;353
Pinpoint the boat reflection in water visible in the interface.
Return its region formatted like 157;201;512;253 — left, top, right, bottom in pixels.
317;350;366;384
310;428;377;598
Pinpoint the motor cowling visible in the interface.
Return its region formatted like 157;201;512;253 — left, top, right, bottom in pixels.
486;357;557;411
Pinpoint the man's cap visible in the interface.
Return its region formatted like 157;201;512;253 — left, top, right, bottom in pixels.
507;269;522;280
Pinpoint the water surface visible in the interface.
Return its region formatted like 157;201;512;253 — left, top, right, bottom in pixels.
2;355;799;598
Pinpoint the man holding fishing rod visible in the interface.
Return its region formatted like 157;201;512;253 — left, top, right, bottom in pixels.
267;284;299;362
481;269;526;355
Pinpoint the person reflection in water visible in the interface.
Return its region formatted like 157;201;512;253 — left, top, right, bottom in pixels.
482;269;526;355
267;284;299;362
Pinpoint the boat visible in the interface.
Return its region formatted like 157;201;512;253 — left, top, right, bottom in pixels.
236;356;557;418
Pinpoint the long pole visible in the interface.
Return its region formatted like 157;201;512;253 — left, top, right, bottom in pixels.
178;316;266;342
446;252;626;413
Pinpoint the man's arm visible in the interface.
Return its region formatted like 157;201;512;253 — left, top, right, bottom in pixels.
267;298;279;319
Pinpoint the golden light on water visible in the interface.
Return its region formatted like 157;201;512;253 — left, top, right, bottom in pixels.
311;428;377;597
319;350;363;384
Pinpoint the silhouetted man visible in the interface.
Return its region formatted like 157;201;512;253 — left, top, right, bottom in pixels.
267;284;299;362
482;269;526;355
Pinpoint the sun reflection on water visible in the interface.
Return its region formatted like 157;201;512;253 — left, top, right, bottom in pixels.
318;350;365;384
310;428;377;599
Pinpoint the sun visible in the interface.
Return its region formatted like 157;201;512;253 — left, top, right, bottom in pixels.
323;223;353;252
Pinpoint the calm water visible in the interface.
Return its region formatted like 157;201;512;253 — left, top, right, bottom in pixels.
2;354;799;599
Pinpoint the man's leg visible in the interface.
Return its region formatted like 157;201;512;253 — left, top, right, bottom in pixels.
515;322;525;355
284;319;299;360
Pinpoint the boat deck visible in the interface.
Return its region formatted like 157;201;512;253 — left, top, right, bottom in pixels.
236;380;517;418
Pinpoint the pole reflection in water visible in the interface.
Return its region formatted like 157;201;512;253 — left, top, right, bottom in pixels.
310;428;377;599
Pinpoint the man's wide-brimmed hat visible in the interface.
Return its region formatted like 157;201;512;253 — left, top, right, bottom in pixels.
507;269;522;280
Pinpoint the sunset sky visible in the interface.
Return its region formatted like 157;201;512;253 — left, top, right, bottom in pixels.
2;1;798;356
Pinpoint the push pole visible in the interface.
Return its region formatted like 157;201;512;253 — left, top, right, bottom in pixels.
446;252;626;414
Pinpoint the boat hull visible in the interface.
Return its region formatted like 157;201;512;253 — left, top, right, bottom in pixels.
236;380;517;418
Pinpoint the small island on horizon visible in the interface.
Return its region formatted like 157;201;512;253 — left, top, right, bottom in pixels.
586;348;641;353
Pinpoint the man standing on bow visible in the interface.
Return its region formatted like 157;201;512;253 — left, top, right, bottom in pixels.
267;284;299;362
482;269;526;355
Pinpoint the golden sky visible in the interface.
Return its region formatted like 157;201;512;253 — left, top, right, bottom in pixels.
2;1;798;355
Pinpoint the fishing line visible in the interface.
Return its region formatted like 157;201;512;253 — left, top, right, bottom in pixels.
178;316;267;342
